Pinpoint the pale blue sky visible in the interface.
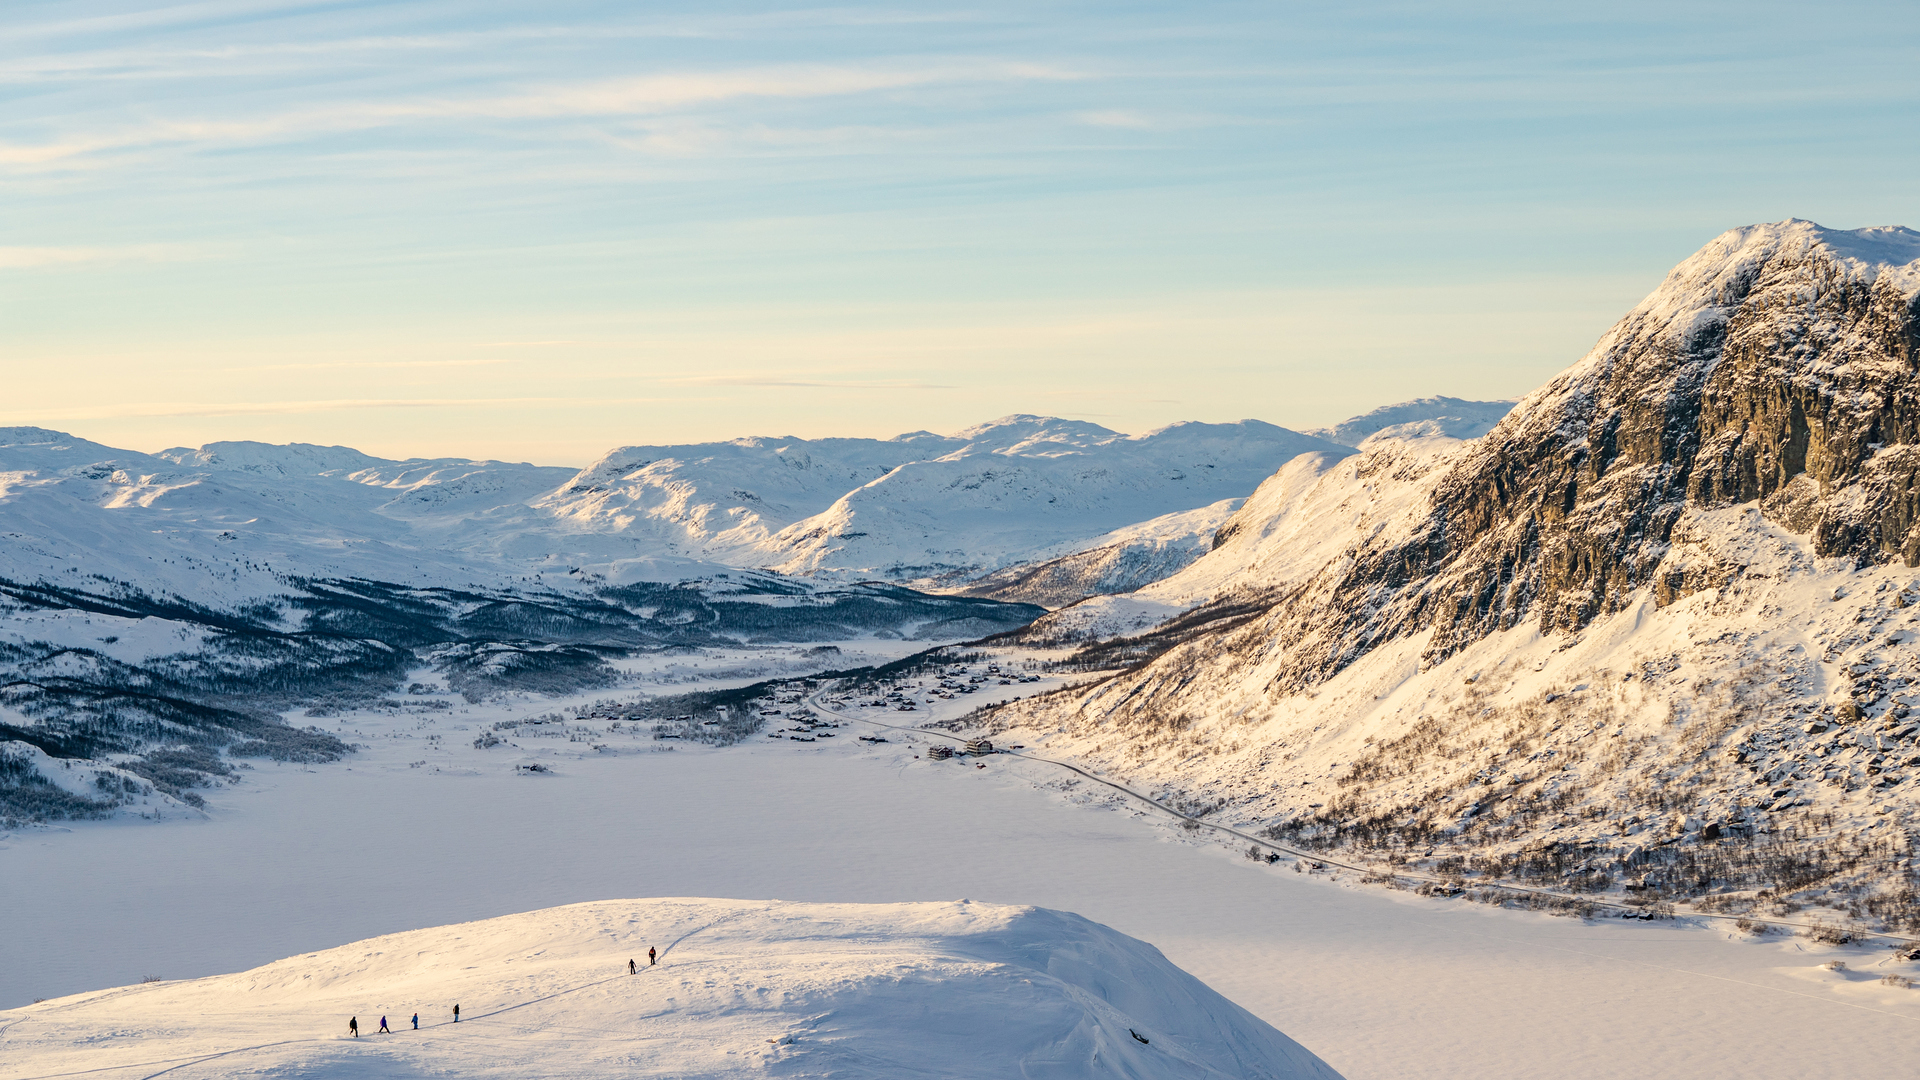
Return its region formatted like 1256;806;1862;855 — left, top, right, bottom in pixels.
4;1;1916;463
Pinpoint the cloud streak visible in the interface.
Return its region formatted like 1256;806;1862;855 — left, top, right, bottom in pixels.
228;358;523;373
1;396;685;422
664;375;957;390
0;60;1080;168
0;243;208;268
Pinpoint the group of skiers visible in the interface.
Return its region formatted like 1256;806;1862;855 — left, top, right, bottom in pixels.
347;1011;428;1036
348;948;657;1038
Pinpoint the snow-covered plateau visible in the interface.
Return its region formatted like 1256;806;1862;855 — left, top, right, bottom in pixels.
3;897;1341;1080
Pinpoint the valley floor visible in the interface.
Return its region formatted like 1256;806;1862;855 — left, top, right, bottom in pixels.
5;662;1920;1079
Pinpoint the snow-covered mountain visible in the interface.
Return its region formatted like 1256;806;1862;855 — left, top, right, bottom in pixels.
0;403;1553;827
955;401;1517;608
1306;396;1514;447
0;428;1046;819
951;498;1248;608
8;897;1344;1079
540;415;1349;586
970;221;1920;928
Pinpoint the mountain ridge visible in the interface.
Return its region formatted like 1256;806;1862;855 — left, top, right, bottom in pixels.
965;220;1920;931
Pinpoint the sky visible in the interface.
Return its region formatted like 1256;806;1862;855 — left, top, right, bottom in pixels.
3;1;1917;465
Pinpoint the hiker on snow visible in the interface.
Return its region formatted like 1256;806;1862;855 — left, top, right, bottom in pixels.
379;1016;390;1033
629;958;636;974
349;1017;358;1037
453;1004;460;1022
648;946;657;966
411;1013;419;1030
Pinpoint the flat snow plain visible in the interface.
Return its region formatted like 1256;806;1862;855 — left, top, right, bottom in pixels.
5;666;1919;1079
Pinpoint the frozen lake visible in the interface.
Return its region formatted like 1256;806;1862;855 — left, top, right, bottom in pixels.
6;694;1919;1079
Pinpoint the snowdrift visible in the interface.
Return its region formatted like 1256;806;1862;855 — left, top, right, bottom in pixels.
1;898;1343;1080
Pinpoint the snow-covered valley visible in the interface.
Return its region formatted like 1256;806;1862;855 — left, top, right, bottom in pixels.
11;219;1920;1077
5;663;1918;1079
0;406;1482;825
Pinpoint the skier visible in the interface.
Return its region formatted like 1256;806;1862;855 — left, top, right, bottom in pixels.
379;1016;390;1034
453;1004;460;1023
349;1016;359;1038
648;946;657;966
629;958;636;974
411;1013;419;1030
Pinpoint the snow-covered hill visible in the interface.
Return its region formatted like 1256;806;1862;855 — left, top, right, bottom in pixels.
954;402;1517;610
963;221;1920;931
541;416;1349;586
1305;396;1514;447
951;499;1246;608
0;428;1045;822
0;404;1566;827
4;898;1343;1080
136;416;1350;599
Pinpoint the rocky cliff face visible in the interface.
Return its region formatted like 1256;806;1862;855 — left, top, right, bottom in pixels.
1246;221;1920;690
969;223;1920;930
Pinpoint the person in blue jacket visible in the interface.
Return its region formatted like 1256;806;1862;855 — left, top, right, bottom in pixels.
411;1013;419;1030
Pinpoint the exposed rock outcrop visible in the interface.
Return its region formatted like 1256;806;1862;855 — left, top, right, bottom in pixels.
1202;221;1920;692
969;223;1920;929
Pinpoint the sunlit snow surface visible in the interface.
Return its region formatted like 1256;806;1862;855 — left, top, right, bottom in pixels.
3;669;1918;1079
4;898;1340;1080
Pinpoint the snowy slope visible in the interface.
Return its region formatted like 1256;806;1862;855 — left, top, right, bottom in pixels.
758;418;1347;582
957;221;1920;930
1306;397;1514;447
531;433;943;560
1;418;1351;627
1022;440;1459;641
948;498;1245;608
4;898;1343;1080
539;416;1349;585
0;428;1045;820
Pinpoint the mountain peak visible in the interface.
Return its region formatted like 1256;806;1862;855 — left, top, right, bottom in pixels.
949;414;1123;444
1307;397;1515;448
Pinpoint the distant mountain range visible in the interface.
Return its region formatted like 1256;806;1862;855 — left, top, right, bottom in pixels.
536;415;1350;586
0;400;1507;821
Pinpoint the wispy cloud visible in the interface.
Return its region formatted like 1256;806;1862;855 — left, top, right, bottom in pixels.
665;375;956;389
472;340;613;348
228;358;523;373
1073;110;1162;130
0;243;208;268
0;60;1080;168
1;396;682;422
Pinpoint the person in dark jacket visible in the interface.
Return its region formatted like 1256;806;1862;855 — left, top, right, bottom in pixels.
411;1013;419;1030
349;1016;358;1037
648;946;657;966
629;958;636;974
379;1016;390;1033
453;1004;460;1022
